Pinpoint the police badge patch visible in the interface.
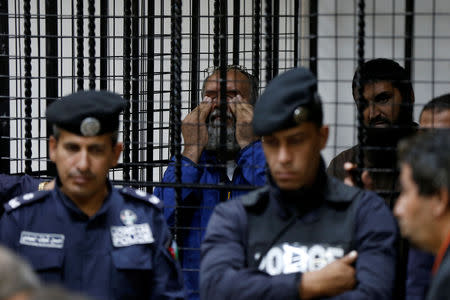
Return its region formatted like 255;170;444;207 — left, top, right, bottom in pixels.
80;117;101;136
120;209;137;226
111;223;154;247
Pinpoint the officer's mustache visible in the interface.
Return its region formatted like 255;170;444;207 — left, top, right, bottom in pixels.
69;170;96;179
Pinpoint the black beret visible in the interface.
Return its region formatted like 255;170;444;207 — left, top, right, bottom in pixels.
252;67;323;136
46;90;126;136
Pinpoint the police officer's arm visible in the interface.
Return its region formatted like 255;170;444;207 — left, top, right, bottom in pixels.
0;206;22;251
201;200;301;300
326;191;398;300
150;208;186;300
0;174;42;204
299;252;358;299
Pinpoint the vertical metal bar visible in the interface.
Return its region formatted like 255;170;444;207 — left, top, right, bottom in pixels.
355;0;365;187
294;0;299;67
252;0;260;82
76;0;84;90
0;0;10;173
146;0;155;188
24;0;32;174
88;0;96;89
232;0;240;66
123;0;132;182
46;0;58;175
213;0;220;67
131;0;139;181
219;0;228;202
190;0;200;110
309;0;317;75
265;0;273;83
272;0;279;77
170;0;182;242
99;0;108;90
404;0;414;78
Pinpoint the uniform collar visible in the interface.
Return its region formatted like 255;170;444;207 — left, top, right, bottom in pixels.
270;159;327;220
432;231;450;275
55;178;114;220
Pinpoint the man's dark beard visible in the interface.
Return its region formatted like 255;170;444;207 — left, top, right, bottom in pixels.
364;110;416;167
205;109;240;160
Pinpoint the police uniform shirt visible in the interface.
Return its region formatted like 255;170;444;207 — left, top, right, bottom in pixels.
0;181;185;300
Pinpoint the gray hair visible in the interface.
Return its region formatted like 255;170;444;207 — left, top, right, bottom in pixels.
0;245;40;299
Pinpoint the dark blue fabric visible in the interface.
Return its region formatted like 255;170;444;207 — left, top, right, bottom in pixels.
0;181;185;300
154;141;266;300
200;177;398;300
406;247;434;300
0;174;42;203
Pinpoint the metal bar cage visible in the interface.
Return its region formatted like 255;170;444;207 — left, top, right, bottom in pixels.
1;0;449;297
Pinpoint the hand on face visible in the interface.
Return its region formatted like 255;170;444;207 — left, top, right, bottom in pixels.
181;97;213;163
229;95;258;149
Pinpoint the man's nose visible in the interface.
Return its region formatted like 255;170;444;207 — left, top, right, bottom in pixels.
393;195;404;218
368;102;381;120
277;144;292;164
76;150;90;172
211;96;231;111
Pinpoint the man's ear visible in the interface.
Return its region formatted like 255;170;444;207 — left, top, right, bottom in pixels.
319;125;329;150
49;136;57;162
433;187;450;218
111;142;123;167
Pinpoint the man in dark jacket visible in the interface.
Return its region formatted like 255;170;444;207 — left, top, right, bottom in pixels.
394;130;450;300
154;65;265;300
327;58;431;300
201;67;398;299
328;58;416;204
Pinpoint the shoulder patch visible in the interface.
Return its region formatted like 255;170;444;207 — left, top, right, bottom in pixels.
240;186;270;208
119;187;163;210
4;190;51;213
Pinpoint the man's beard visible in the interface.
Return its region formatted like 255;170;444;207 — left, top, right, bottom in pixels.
364;110;416;167
205;109;240;155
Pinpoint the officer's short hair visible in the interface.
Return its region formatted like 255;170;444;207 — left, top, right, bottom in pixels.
30;286;93;300
352;58;413;105
201;65;259;105
0;245;40;299
52;125;119;146
398;130;450;197
420;93;450;118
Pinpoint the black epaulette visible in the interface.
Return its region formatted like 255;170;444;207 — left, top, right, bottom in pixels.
240;186;270;212
119;187;163;210
4;190;51;213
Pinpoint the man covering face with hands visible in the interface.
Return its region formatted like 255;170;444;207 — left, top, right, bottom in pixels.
155;65;266;300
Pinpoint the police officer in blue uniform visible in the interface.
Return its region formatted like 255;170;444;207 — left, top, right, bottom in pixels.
200;68;399;299
0;91;185;300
